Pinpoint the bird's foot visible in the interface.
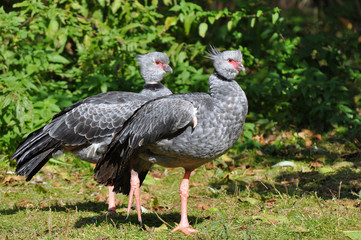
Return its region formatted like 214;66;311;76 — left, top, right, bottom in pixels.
171;224;198;235
102;208;119;217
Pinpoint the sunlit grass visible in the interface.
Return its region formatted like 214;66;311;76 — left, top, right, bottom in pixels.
1;138;361;239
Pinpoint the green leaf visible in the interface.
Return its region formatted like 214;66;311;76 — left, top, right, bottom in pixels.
152;0;158;7
120;23;143;35
227;20;233;31
256;10;263;17
13;2;30;8
215;11;223;20
272;12;279;24
47;54;70;64
97;0;105;7
208;16;215;24
26;64;38;75
184;14;196;35
250;18;256;28
169;5;181;11
153;224;168;233
343;231;361;239
57;33;67;50
198;22;208;38
163;0;171;6
100;84;107;93
239;197;261;205
47;18;59;38
164;16;178;31
111;0;122;14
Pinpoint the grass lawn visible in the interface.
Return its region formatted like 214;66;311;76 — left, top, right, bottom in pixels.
1;134;361;239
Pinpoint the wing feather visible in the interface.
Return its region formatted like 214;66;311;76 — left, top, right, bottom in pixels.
94;98;197;191
48;94;149;146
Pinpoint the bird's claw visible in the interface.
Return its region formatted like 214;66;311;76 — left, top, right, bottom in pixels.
102;208;119;217
171;224;198;235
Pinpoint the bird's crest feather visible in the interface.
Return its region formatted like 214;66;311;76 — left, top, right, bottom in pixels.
207;45;221;60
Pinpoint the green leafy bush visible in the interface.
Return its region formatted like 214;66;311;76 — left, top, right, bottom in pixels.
1;0;360;158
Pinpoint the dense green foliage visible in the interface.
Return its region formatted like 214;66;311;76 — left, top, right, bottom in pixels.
1;0;360;157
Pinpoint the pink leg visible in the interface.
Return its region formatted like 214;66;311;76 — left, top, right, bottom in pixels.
107;186;117;213
126;169;142;224
171;171;198;235
101;186;118;216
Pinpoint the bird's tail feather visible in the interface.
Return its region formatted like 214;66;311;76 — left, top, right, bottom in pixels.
12;128;61;181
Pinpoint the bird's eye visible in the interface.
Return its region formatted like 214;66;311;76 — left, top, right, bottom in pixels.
155;61;161;64
227;59;234;63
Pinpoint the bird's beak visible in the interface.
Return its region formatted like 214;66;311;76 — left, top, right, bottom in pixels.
237;63;246;74
163;64;173;73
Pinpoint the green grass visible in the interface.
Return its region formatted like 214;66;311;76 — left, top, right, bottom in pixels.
1;138;361;239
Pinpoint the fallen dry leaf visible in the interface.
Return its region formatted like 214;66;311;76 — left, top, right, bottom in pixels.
302;129;314;136
149;170;163;179
310;161;323;168
293;225;309;233
152;206;169;211
51;182;60;187
95;193;122;205
305;139;312;148
195;203;211;210
85;183;96;189
2;175;24;185
342;201;355;207
246;171;256;176
282;131;293;139
253;134;265;145
141;192;155;205
205;162;217;170
190;182;201;187
264;134;276;144
94;193;108;202
40;203;48;209
313;134;322;141
298;132;306;140
17;199;32;208
267;198;277;203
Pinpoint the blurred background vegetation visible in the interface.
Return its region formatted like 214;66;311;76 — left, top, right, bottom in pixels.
1;0;360;161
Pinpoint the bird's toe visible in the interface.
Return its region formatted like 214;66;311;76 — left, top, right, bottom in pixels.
102;209;119;217
171;225;198;235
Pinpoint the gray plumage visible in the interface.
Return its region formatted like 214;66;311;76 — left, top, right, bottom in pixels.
94;49;248;194
12;52;173;180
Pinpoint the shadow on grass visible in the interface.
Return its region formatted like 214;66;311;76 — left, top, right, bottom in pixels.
73;211;203;229
257;140;361;167
0;200;203;229
211;168;361;200
212;141;361;200
272;167;361;199
0;201;108;216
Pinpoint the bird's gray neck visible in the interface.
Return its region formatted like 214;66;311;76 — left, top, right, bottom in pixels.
213;70;230;82
143;82;165;91
209;73;242;98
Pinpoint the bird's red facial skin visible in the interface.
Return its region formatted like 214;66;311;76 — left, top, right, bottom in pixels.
155;61;166;72
227;58;241;71
227;58;244;72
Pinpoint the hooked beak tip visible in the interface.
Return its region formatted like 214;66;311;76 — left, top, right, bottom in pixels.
164;64;173;73
238;64;246;74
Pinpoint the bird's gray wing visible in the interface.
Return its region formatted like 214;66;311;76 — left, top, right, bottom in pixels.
94;97;197;188
48;92;150;146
